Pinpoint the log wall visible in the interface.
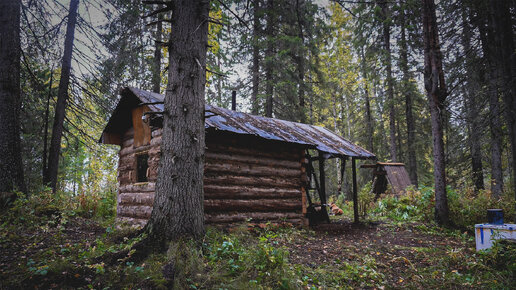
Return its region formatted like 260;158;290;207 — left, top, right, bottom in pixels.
117;128;307;225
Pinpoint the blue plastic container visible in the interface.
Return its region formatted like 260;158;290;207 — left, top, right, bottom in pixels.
487;209;503;225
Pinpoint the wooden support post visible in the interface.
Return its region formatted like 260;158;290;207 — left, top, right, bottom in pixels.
338;157;346;195
352;157;359;224
319;152;330;222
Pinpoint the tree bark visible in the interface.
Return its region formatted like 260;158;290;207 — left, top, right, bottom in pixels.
144;0;209;241
399;6;418;187
490;0;516;202
152;4;162;94
361;48;374;153
264;0;275;117
422;0;449;225
461;6;484;191
477;1;505;196
45;0;79;192
251;0;260;115
0;0;26;194
295;0;306;123
377;0;397;162
42;71;53;180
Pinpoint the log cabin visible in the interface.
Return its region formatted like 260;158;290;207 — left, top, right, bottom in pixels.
100;87;375;226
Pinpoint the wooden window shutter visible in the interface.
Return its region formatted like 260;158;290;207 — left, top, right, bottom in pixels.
132;106;151;147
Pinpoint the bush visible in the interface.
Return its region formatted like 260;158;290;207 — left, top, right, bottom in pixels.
448;187;515;231
369;186;434;221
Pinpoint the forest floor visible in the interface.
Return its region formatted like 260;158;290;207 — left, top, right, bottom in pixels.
0;213;513;289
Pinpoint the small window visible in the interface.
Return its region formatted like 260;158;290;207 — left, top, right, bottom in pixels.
136;153;149;183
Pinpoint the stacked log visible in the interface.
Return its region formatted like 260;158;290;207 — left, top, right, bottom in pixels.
116;128;307;225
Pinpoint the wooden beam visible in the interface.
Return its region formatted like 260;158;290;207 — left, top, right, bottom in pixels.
352;157;359;224
338;157;346;195
319;152;330;222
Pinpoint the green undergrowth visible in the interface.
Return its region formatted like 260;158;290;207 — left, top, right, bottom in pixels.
1;186;515;289
336;183;515;231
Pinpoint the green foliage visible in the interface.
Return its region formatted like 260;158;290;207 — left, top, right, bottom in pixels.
203;226;295;288
447;188;515;231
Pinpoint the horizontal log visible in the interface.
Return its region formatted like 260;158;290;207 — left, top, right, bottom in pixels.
118;205;152;219
150;135;162;146
151;129;162;138
120;182;156;193
205;211;302;223
204;175;303;188
205;152;301;169
204;185;301;199
206;143;302;162
122;137;134;148
117;217;148;227
204;163;301;178
204;198;301;212
119;143;154;157
119;192;154;206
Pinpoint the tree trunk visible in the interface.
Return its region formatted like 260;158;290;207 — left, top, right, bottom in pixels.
264;0;275;118
360;49;374;153
477;1;505;196
377;0;397;162
0;0;26;194
251;0;260;115
45;0;79;192
144;0;209;241
295;0;306;123
490;0;516;202
461;6;484;191
422;0;449;225
42;71;53;180
152;5;162;94
399;6;418;187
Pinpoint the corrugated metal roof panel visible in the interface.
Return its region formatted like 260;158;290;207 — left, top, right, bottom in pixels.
118;87;376;159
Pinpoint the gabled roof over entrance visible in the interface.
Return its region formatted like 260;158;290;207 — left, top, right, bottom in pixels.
101;87;376;159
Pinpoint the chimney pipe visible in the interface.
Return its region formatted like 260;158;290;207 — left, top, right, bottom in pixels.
231;90;236;111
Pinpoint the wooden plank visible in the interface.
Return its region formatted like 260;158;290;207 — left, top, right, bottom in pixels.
352;157;359;224
384;165;412;194
318;152;330;222
377;162;405;166
132;106;151;147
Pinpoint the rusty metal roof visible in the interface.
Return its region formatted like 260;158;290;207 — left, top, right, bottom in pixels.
104;87;375;159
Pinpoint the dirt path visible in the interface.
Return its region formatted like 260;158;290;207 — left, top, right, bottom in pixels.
279;219;474;287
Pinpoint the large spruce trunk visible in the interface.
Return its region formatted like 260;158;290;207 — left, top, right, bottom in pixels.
145;0;209;241
377;0;397;162
45;0;79;192
152;4;162;94
360;48;374;153
422;0;449;225
461;6;484;191
0;0;25;194
490;0;516;204
264;0;275;118
251;0;260;115
476;1;505;196
400;6;418;187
